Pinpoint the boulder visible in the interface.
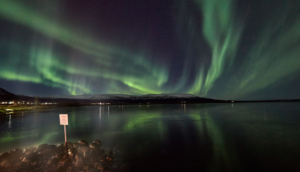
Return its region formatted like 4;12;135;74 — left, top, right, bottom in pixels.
78;140;89;146
0;152;10;161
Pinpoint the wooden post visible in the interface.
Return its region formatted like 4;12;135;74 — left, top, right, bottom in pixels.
60;114;69;155
64;125;68;154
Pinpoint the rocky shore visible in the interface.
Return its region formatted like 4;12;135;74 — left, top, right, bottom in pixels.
0;140;116;172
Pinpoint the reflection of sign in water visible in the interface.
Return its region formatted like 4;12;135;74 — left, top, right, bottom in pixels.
59;114;68;125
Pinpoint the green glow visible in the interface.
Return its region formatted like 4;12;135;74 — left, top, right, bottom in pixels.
231;9;300;98
177;0;242;95
0;0;168;95
1;0;300;99
201;0;241;94
0;71;41;83
188;110;240;171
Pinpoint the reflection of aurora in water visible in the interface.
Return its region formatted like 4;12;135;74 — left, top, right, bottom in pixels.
123;105;240;171
1;0;300;99
1;104;300;171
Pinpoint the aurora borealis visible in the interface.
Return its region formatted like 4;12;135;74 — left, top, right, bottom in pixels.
1;0;300;100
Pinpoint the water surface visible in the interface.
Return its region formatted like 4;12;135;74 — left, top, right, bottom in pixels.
1;103;300;171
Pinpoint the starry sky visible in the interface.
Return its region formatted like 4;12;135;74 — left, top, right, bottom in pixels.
1;0;300;100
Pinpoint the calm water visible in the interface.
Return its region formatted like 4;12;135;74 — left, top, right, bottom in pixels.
1;103;300;172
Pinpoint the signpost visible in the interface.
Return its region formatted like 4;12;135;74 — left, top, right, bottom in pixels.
59;114;68;154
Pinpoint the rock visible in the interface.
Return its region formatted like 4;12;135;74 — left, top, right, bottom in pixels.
79;140;89;146
90;147;101;157
83;165;89;171
100;149;105;156
1;160;12;168
38;148;53;156
93;140;102;147
37;143;48;152
16;164;32;172
31;161;41;169
25;151;35;156
14;161;23;168
102;166;111;172
23;148;35;155
68;147;77;158
67;166;74;172
73;142;80;148
78;145;89;153
13;148;23;156
79;146;90;158
57;143;64;149
47;156;59;165
75;154;81;161
9;149;23;163
75;158;84;168
0;139;114;172
58;157;72;167
0;152;10;161
119;163;131;172
47;145;57;150
56;166;66;172
27;147;36;152
21;157;34;164
56;152;67;160
100;155;106;162
66;142;73;148
96;163;104;171
89;168;100;172
106;155;115;162
89;143;98;149
24;151;38;162
109;149;115;155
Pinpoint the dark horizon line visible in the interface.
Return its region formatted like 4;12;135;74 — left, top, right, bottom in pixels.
1;87;300;103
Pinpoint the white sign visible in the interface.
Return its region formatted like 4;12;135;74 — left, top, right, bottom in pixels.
59;114;68;125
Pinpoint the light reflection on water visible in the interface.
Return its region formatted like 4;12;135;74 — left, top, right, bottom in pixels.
99;106;101;125
0;103;300;171
8;115;11;129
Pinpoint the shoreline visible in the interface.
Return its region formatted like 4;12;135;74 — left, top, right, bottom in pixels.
0;104;82;115
0;140;119;172
1;100;299;115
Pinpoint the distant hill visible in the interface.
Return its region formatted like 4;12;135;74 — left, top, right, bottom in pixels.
1;87;300;104
0;88;15;96
54;93;203;100
49;93;223;104
0;87;226;104
0;88;16;101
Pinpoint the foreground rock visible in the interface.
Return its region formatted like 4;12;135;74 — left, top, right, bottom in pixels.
0;140;115;172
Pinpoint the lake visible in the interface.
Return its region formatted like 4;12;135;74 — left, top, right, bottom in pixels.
1;102;300;172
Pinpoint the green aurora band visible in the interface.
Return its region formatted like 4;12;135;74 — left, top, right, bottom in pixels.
0;0;168;95
1;0;300;99
176;0;242;95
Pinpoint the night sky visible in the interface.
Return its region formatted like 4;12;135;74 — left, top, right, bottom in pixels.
1;0;300;100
